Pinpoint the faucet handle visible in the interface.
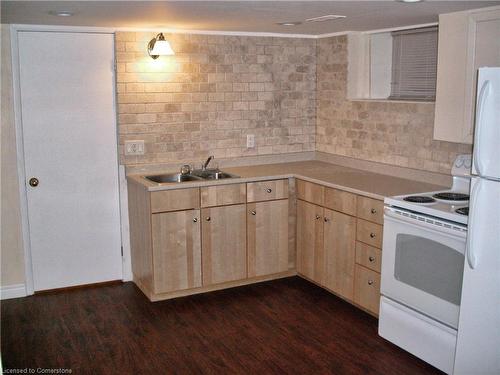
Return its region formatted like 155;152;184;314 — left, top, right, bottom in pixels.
180;164;191;175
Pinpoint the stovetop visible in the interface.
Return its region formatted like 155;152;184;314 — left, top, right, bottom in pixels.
384;176;470;225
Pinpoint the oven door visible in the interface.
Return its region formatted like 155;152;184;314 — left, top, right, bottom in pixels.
381;207;467;329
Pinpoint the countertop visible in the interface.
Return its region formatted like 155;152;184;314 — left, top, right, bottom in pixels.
127;160;446;200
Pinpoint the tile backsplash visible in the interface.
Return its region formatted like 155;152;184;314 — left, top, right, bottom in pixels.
116;32;472;175
316;35;472;174
116;32;316;166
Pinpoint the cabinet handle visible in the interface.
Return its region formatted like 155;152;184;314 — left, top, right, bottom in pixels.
266;188;272;193
205;217;211;222
324;217;330;223
369;256;375;262
371;208;377;214
368;280;374;285
251;211;256;215
370;232;376;238
193;218;198;223
315;215;321;220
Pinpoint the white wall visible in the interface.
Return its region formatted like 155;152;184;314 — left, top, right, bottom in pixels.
1;24;26;289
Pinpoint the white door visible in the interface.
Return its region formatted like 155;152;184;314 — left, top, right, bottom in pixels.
453;177;500;374
18;31;122;291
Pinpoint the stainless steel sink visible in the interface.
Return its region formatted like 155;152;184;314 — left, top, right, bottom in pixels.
192;169;240;180
143;169;239;184
144;173;203;184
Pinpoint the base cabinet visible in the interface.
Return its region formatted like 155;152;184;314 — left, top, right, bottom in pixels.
247;199;289;277
151;210;202;294
202;204;247;285
354;264;381;315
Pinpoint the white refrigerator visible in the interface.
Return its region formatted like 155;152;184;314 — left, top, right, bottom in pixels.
453;68;500;374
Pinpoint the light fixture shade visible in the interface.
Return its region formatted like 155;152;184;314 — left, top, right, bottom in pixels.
148;33;175;59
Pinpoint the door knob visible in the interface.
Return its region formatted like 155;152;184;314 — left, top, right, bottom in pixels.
205;217;211;222
266;188;272;193
251;211;256;215
29;177;39;187
369;256;375;262
370;232;376;238
315;215;321;220
193;218;198;223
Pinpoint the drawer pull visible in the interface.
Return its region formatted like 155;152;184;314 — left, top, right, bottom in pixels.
368;280;374;285
370;232;376;238
371;208;377;214
369;256;375;262
251;210;256;216
205;216;211;222
266;188;272;193
315;215;321;220
193;218;198;223
324;217;330;223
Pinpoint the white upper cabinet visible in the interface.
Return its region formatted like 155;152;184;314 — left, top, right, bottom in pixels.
434;6;500;144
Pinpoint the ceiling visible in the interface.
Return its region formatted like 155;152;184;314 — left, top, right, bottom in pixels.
2;1;499;36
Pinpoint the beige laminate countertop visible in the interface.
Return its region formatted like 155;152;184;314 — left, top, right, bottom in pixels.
127;160;446;200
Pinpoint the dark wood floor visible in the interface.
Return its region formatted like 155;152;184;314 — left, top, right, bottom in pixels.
1;277;442;375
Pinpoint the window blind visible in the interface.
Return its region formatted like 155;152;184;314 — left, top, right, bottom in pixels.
389;26;438;101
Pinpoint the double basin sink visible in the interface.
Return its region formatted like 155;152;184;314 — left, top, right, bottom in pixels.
144;169;239;184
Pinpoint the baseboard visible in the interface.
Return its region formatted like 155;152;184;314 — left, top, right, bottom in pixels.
1;284;27;300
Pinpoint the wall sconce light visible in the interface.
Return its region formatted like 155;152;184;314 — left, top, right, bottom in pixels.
147;33;175;59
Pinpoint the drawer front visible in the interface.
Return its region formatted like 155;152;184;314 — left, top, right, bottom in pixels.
247;179;288;202
354;264;381;315
357;196;384;225
324;187;357;216
201;183;246;207
356;219;383;248
150;188;200;213
355;241;382;273
296;180;324;206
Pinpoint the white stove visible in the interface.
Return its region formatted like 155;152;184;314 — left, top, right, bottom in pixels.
384;155;471;225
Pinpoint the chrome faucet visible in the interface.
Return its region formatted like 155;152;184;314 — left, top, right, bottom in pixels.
202;155;214;170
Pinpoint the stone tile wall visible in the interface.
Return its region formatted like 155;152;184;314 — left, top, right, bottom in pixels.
115;32;316;166
316;35;471;174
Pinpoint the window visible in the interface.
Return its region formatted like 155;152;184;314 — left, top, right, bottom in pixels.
389;27;438;101
347;26;439;102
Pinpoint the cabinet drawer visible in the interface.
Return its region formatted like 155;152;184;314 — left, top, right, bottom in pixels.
356;196;384;224
354;264;381;316
355;241;382;273
247;179;288;202
201;183;246;207
356;219;383;248
296;180;324;206
324;187;357;216
151;188;200;213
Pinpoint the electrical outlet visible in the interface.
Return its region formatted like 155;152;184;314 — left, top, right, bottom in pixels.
124;140;145;155
246;134;255;149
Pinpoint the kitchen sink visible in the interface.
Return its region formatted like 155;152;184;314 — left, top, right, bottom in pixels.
143;169;239;184
144;173;203;184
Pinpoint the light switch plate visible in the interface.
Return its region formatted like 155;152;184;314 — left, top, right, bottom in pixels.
124;140;145;155
246;134;255;149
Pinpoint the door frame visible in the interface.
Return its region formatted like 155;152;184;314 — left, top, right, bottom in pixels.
10;24;131;295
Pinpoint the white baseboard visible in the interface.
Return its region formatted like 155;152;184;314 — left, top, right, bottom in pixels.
1;284;27;300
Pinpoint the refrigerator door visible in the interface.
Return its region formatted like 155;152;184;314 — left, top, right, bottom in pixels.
472;68;500;180
453;177;500;374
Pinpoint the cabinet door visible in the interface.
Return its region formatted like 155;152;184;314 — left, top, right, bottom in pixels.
323;209;356;300
202;204;247;285
151;210;202;294
296;200;324;284
248;200;289;277
354;264;381;316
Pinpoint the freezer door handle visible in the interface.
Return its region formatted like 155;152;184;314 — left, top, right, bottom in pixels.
473;80;491;176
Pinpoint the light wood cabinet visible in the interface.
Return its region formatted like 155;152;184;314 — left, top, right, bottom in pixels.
354;264;381;315
356;196;384;225
356;219;383;248
296;200;325;284
323;209;356;300
247;179;288;202
434;6;500;144
247;200;289;277
150;188;199;213
202;204;247;285
296;180;324;206
201;183;246;207
355;242;382;273
324;187;357;216
151;210;202;294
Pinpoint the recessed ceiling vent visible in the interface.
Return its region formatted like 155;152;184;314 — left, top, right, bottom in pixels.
305;15;346;23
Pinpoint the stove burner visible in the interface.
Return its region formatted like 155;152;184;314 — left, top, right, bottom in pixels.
433;192;469;201
455;207;469;216
403;196;436;203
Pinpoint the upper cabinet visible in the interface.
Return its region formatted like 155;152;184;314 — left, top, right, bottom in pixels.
434;6;500;144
